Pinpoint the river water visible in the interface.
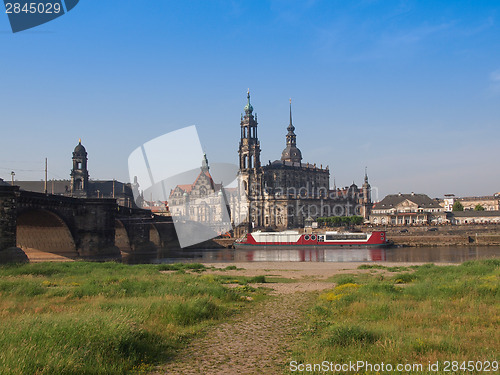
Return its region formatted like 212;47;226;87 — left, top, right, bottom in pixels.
156;246;500;264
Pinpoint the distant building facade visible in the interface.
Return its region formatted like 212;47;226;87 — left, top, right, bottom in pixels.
370;193;446;225
440;194;500;212
233;92;372;232
448;211;500;224
168;154;231;234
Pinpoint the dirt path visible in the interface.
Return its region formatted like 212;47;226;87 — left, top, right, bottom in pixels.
152;262;428;375
153;290;318;375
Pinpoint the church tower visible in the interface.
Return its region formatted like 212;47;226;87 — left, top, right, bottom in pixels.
362;168;372;219
238;90;261;171
70;139;89;197
281;99;302;164
236;90;264;233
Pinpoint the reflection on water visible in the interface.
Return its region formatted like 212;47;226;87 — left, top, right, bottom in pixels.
156;246;500;264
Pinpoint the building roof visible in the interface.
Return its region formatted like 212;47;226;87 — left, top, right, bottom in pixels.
169;169;223;198
0;178;11;186
374;193;442;209
264;159;328;171
176;184;194;193
457;195;499;202
73;139;87;155
449;210;500;218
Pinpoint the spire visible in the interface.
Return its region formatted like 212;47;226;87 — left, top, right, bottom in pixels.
78;138;81;144
281;97;302;163
364;166;368;183
244;88;253;114
201;153;209;172
287;98;295;133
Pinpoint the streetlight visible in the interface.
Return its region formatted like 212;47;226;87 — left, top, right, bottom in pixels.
10;171;15;186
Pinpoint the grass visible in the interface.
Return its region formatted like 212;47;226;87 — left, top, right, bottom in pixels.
0;262;265;374
291;259;500;374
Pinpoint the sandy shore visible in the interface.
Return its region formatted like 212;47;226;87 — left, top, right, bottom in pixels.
200;261;432;295
203;261;430;279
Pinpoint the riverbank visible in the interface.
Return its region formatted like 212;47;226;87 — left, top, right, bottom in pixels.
290;259;500;375
0;262;268;374
385;224;500;246
156;259;499;375
0;260;498;374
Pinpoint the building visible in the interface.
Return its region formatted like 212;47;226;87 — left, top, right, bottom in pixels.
441;194;500;212
448;210;500;224
168;154;231;234
13;140;135;208
369;193;446;225
232;92;372;232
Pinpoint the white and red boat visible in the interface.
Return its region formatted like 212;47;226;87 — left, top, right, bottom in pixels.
234;230;390;249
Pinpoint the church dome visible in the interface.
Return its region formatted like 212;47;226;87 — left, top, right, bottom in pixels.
244;102;253;113
281;145;302;163
74;139;86;155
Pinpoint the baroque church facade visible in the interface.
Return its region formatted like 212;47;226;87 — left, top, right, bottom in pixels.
231;91;372;232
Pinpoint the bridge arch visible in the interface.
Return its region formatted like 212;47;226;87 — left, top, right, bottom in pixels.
115;219;132;256
16;209;78;260
150;224;161;247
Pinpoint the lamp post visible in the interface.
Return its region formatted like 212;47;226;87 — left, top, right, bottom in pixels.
10;171;15;186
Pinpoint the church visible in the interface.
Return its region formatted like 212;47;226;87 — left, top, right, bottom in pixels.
231;91;372;232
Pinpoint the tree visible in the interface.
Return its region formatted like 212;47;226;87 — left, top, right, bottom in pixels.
330;216;342;227
350;216;364;225
341;216;351;226
474;204;485;211
452;201;464;211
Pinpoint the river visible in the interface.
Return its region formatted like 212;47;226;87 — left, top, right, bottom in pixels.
156;246;500;264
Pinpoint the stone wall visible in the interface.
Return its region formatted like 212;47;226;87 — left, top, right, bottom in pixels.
383;224;500;246
0;186;28;263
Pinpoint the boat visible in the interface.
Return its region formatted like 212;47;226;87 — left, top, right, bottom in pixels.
234;230;390;249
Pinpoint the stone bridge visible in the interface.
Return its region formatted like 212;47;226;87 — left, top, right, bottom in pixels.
0;185;178;263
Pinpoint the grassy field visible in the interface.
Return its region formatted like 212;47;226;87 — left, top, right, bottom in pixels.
290;259;500;374
0;262;265;375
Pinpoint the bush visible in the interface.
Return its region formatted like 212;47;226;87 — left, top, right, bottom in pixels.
323;325;380;347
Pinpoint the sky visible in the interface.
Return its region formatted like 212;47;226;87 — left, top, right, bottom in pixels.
1;0;499;201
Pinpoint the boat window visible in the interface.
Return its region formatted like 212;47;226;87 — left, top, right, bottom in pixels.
325;233;368;241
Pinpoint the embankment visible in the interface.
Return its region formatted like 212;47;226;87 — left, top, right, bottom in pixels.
384;224;500;247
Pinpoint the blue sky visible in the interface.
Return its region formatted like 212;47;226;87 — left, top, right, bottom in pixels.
1;0;499;200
